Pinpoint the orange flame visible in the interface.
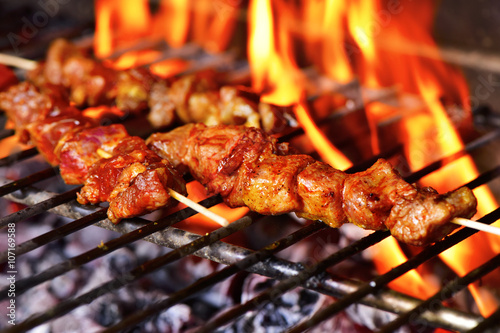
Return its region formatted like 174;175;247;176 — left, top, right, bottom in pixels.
345;0;499;313
94;0;151;58
248;0;303;105
294;103;352;170
190;0;241;53
151;0;190;48
82;106;126;120
175;181;249;234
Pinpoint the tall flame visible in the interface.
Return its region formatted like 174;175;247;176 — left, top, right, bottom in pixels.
345;0;499;314
151;0;190;48
94;0;151;58
248;0;303;105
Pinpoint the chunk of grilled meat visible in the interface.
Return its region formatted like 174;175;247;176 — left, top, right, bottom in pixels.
77;136;186;223
27;38;155;112
147;73;297;133
147;123;477;246
55;124;129;184
0;81;74;144
26;113;96;165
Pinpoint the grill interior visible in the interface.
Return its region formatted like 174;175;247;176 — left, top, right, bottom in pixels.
1;1;500;332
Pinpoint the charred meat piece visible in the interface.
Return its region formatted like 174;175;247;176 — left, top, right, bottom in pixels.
147;123;477;246
26;114;96;165
0;82;72;143
146;75;297;133
115;67;156;113
27;38;156;113
28;38;118;108
77;137;186;223
56;124;129;184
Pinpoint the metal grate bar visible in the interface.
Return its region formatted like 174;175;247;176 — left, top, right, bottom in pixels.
0;166;58;197
405;129;500;184
193;230;390;333
0;147;38;167
0;187;80;228
0;129;15;140
104;220;328;332
0;208;108;262
464;165;500;190
4;214;255;333
379;252;500;332
285;207;500;332
467;307;500;333
0;195;222;300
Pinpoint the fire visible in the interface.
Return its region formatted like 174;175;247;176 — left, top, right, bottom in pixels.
175;181;249;234
92;0;500;314
343;0;499;314
294;103;352;170
94;0;151;58
248;0;304;105
151;0;190;48
248;0;352;169
82;106;125;120
149;59;189;78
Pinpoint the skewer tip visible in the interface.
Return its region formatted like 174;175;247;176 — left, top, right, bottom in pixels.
451;217;500;236
0;54;38;71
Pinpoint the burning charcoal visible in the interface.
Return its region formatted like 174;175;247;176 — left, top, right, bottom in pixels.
17;284;59;324
143;304;198;333
345;304;415;333
51;313;104;333
224;274;325;332
102;247;138;277
49;269;81;300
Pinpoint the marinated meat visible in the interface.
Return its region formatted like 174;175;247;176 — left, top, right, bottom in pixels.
27;38;155;113
77;138;186;223
55;124;129;184
0;82;72;143
147;123;477;246
26;114;96;165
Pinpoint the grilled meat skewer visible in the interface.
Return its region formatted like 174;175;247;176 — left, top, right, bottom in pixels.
0;77;187;223
18;38;296;132
147;123;477;246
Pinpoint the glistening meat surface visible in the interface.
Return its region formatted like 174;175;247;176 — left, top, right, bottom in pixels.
147;123;477;246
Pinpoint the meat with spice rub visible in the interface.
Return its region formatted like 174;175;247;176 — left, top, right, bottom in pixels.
147;123;477;246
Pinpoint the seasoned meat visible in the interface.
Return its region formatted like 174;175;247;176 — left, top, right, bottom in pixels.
77;142;186;223
27;38;155;113
115;67;156;112
56;124;129;184
0;82;72;143
26;114;96;165
147;80;176;128
147;123;477;246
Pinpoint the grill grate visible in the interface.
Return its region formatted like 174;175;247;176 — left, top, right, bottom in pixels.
1;42;500;333
1;119;499;331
